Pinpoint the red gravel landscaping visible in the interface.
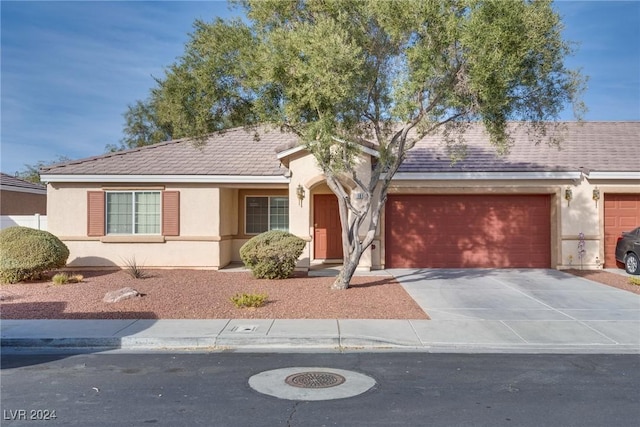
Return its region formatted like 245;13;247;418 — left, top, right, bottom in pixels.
0;270;429;320
1;268;636;320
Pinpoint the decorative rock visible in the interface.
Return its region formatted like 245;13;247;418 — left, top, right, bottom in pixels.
0;291;15;302
103;287;140;303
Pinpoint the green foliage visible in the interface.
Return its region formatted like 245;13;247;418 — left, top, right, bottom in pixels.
107;99;172;152
240;230;306;279
52;273;83;285
16;156;71;184
152;18;259;142
145;0;585;152
230;292;268;308
629;277;640;287
122;256;148;279
0;227;70;283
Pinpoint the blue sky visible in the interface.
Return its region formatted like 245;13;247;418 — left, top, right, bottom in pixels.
1;1;639;176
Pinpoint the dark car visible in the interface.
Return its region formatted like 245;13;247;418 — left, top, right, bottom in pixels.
615;227;640;275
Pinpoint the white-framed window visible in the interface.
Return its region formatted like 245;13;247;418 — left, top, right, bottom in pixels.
106;191;161;235
245;196;289;234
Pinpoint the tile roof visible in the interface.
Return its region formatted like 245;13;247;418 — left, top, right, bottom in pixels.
0;173;47;192
41;122;639;177
399;121;640;173
41;127;298;176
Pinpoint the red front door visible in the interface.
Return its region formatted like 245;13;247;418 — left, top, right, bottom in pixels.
314;194;343;259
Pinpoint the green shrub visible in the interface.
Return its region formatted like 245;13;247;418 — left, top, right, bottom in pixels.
239;230;306;279
52;273;69;285
230;292;268;308
0;227;69;283
629;276;640;287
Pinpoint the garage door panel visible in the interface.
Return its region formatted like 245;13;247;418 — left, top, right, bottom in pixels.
604;194;640;267
386;195;551;268
620;217;639;228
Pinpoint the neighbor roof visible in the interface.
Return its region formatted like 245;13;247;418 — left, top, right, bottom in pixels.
40;122;639;180
0;173;47;194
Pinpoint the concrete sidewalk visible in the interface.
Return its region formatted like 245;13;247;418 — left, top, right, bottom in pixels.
1;316;639;354
2;269;639;354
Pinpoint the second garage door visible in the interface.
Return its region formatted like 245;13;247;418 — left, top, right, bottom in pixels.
604;194;640;268
385;195;551;268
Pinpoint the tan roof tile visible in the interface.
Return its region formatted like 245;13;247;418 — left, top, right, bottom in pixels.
401;121;640;173
41;127;298;177
41;122;639;177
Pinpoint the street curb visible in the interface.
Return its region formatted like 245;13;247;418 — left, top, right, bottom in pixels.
3;337;639;354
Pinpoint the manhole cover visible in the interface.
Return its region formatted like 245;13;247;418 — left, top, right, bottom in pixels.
285;371;346;389
249;367;376;401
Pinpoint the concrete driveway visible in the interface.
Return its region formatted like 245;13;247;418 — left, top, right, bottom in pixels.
390;268;640;350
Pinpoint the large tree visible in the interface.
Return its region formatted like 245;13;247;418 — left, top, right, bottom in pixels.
17;156;71;184
107;98;172;152
138;0;586;289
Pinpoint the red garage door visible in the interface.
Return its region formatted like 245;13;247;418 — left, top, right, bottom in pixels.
604;194;640;268
385;195;551;268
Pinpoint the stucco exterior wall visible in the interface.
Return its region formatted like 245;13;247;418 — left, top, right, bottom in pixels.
560;179;640;270
45;158;638;272
559;177;601;269
62;240;222;268
47;182;273;269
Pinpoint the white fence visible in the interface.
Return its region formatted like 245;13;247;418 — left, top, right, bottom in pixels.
0;214;48;231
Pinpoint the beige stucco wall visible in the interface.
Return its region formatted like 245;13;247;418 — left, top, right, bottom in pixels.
560;179;640;270
46;159;638;272
559;177;600;269
47;182;280;269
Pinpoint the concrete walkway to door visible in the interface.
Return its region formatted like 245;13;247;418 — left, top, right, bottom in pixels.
390;268;640;352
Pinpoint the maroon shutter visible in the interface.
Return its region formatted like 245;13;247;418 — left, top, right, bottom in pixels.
87;191;105;237
162;191;180;236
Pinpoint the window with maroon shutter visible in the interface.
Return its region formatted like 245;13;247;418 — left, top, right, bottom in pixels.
88;190;180;237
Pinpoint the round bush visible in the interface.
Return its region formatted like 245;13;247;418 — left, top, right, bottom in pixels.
240;230;306;279
0;226;69;283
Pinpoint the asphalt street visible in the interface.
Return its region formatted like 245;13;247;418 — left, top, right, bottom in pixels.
2;352;639;426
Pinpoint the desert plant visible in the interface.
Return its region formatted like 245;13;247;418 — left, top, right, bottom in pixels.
577;232;586;270
230;292;268;308
239;230;306;279
122;256;147;279
52;273;84;285
52;273;69;285
0;227;69;283
628;277;640;287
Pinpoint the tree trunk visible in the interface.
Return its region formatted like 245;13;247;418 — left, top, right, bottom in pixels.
331;251;361;290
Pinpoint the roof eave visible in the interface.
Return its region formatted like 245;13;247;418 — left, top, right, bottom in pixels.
0;185;47;195
588;172;640;180
390;171;583;181
40;174;290;184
